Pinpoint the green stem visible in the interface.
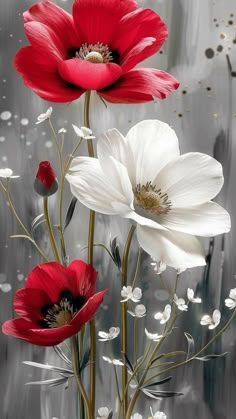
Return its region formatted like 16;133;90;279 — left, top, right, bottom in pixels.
121;225;136;417
72;336;90;419
113;364;121;404
43;197;61;262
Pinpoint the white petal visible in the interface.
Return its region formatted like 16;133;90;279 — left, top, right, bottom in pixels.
112;359;124;366
200;315;211;325
0;168;13;178
98;407;110;416
225;298;236;309
98;331;108;339
135;304;146;317
102;356;112;363
137;225;206;269
212;309;221;324
155;153;224;207
187;288;194;300
98;128;128;170
229;288;236;300
159;202;230;236
66;157;133;216
126;120;180;186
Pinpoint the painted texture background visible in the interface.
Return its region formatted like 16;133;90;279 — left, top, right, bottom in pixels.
0;0;236;418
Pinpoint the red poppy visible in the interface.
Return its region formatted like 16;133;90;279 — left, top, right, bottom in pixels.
14;0;179;104
2;260;107;346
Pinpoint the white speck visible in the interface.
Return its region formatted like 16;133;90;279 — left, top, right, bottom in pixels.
17;274;24;281
20;134;25;139
9;34;13;38
0;283;12;292
0;111;12;120
41;131;46;136
2;156;8;162
20;118;29;126
28;155;32;159
7;121;12;126
2;96;6;100
45;141;53;148
0;136;5;142
26;141;32;146
14;115;18;119
2;79;6;83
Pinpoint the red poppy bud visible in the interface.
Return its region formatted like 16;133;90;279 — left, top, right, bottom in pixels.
34;161;58;196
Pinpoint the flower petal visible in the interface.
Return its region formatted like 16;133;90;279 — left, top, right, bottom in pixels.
113;8;168;72
155;153;224;206
23;1;79;49
58;60;122;90
15;46;84;102
72;0;136;45
66;157;133;215
13;288;51;322
159;202;231;236
70;290;107;330
25;262;77;301
99;68;179;103
125;120;180;186
137;225;206;269
68;260;97;299
24;21;66;59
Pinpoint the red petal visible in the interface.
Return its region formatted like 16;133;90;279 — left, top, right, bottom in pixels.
24;21;66;59
99;68;179;103
112;9;168;72
68;260;98;299
23;0;79;49
58;59;122;90
25;262;77;301
36;161;56;188
13;288;50;322
70;290;108;328
72;0;135;45
14;46;84;102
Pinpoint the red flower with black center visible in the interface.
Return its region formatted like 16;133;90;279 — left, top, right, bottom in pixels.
2;260;107;346
14;0;179;104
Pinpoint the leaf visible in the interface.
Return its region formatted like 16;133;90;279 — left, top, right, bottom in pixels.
184;332;195;360
142;388;183;399
53;345;72;367
151;351;186;366
123;353;134;373
23;361;73;376
10;234;34;242
79;347;91;373
107;411;113;419
141;376;172;389
25;377;68;387
64;196;77;231
31;213;45;233
193;352;228;362
110;236;122;270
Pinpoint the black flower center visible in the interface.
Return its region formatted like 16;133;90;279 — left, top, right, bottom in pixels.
67;43;120;64
39;290;85;329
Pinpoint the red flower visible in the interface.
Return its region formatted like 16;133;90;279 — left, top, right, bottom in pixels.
2;260;107;346
15;0;179;104
34;160;58;196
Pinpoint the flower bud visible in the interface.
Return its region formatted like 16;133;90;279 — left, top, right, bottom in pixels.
34;161;58;196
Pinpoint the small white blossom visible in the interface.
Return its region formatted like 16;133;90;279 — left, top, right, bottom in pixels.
128;304;146;318
97;407;110;419
98;327;120;341
72;124;95;139
102;356;124;366
131;414;142;419
121;286;142;302
154;304;171;324
200;309;221;329
58;128;67;134
35;107;52;124
150;408;167;419
174;294;188;311
0;168;19;178
151;259;166;274
145;328;163;342
187;288;202;303
225;288;236;309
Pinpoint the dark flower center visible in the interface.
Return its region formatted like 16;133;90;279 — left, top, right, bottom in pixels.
68;43;120;64
134;181;172;216
39;290;85;329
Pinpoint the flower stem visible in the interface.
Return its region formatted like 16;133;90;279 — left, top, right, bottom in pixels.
43;197;61;262
72;336;90;419
121;225;136;417
84;90;96;418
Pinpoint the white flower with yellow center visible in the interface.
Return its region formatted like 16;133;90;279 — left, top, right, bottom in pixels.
120;286;142;302
200;309;221;329
66;120;230;269
154;304;171;324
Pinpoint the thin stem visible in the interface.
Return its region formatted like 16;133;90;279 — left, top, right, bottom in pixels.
113;365;121;403
121;225;136;417
72;336;90;419
0;183;48;260
84;90;96;418
131;248;142;289
43;197;61;262
133;318;138;369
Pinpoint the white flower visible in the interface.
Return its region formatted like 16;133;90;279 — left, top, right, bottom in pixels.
58;128;67;134
128;304;146;318
97;407;110;419
173;294;188;311
35;107;52;124
154;304;171;324
120;286;142;302
150;410;167;419
98;327;120;341
0;168;19;178
200;309;221;329
225;288;236;309
72;124;95;139
66;120;230;270
145;328;163;341
151;259;166;274
102;356;124;366
187;288;202;303
131;414;143;419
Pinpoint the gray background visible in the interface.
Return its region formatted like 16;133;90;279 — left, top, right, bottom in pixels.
0;0;236;418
